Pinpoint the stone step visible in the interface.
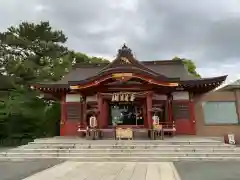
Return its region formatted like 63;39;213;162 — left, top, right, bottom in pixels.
30;140;224;145
6;148;240;153
2;152;240;158
1;156;240;162
23;144;235;149
6;138;237;162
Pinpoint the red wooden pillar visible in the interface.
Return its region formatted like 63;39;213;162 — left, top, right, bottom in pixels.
82;100;87;127
146;92;153;129
189;100;196;135
143;103;148;128
167;94;173;123
60;93;66;136
97;93;103;128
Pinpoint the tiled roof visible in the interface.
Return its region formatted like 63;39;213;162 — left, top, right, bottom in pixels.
219;79;240;90
33;45;226;93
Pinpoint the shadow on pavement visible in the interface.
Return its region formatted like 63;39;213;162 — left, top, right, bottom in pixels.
174;161;240;180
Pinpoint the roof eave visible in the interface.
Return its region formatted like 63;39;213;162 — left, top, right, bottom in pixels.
178;75;227;93
180;75;227;85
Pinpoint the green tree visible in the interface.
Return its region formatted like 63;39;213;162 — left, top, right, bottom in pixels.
70;51;109;64
0;21;72;84
0;21;109;144
172;57;201;77
0;21;71;143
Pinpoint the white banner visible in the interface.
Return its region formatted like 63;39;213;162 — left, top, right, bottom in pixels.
172;92;189;100
86;95;97;102
66;94;82;102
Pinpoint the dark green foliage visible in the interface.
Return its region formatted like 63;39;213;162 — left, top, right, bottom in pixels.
0;21;72;84
0;21;107;146
70;51;109;64
42;102;61;137
172;56;201;78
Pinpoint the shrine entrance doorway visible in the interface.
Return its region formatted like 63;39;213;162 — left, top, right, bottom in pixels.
108;102;145;127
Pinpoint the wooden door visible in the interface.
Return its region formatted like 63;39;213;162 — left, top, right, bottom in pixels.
102;100;109;128
172;101;195;135
60;103;83;136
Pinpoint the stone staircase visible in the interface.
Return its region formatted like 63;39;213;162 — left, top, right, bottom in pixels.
1;137;240;161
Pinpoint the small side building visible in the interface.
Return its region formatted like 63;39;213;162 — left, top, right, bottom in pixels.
195;79;240;137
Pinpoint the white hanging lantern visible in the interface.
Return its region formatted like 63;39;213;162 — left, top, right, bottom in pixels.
115;93;119;101
130;93;135;101
112;93;115;101
90;116;97;128
125;93;129;101
120;93;125;101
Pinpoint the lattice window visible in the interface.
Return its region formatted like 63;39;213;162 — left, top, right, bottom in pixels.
202;101;238;124
172;103;190;120
66;103;82;121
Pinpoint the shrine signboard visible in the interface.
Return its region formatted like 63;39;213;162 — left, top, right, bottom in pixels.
116;128;133;140
111;92;135;102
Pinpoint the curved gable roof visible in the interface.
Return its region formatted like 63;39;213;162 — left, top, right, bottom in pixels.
33;45;227;93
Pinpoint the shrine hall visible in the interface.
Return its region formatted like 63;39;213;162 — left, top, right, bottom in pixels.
32;45;227;139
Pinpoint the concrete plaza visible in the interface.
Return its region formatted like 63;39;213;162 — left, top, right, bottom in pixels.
22;161;180;180
1;160;240;180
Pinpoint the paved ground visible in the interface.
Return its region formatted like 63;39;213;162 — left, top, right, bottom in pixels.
22;162;180;180
0;159;63;180
1;160;240;180
175;161;240;180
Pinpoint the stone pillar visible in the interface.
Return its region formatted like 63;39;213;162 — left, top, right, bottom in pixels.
234;90;240;122
97;93;103;128
146;92;153;129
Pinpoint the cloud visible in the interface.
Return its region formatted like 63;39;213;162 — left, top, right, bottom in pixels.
135;1;240;64
0;0;239;83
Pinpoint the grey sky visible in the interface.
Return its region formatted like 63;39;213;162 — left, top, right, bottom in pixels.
0;0;240;84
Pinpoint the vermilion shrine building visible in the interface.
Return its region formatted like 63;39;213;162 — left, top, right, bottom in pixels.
33;45;227;138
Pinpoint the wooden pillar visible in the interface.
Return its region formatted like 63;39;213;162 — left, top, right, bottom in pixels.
146;92;153;129
97;93;103;128
143;103;148;128
189;99;196;135
60;93;66;136
167;94;173;123
189;93;196;135
82;100;87;127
